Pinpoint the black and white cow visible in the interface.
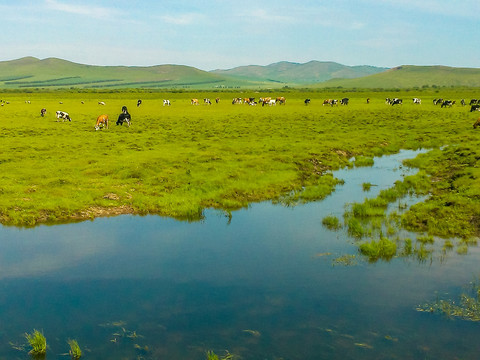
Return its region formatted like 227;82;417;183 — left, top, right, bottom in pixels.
391;98;403;106
116;106;131;127
470;104;480;112
204;98;212;105
304;98;311;105
469;99;478;106
56;110;71;122
163;99;171;106
413;98;421;104
137;99;142;107
441;100;455;108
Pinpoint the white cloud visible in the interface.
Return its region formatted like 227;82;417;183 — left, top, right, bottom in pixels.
45;0;120;19
160;13;204;25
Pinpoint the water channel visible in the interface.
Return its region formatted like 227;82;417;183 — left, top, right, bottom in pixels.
0;149;479;359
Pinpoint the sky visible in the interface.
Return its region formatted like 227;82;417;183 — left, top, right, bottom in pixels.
1;0;479;71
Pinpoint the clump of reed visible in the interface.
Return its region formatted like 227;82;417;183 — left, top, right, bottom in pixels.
68;339;82;359
25;329;46;357
359;237;397;262
322;215;342;230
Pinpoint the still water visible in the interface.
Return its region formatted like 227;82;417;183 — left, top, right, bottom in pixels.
0;150;479;359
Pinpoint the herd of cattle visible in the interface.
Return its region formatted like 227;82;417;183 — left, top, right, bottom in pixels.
2;95;480;129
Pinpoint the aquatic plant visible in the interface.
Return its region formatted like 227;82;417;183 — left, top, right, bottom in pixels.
25;329;46;357
359;237;397;262
206;351;220;360
322;215;342;230
418;277;480;322
67;339;82;359
362;182;372;191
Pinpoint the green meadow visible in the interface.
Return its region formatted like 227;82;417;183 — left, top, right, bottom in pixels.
0;88;479;240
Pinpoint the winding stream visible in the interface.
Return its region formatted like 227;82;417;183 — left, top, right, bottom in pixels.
0;149;479;359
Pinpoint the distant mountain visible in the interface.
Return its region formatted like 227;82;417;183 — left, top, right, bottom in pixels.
0;57;269;89
0;57;479;89
317;65;480;88
210;61;388;85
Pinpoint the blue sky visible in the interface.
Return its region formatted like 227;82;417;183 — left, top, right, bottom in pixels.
1;0;479;70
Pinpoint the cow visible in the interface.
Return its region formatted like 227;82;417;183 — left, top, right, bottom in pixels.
469;99;478;106
259;97;271;106
304;98;311;105
276;97;286;105
441;100;455;108
116;106;131;127
56;111;71;122
366;98;370;104
191;98;199;105
461;99;466;106
163;99;171;106
95;114;109;130
433;98;443;105
340;98;349;105
391;98;402;106
137;99;142;107
40;108;47;117
470;104;480;112
215;97;220;104
204;98;212;105
474;118;480;129
323;99;338;106
413;98;421;104
98;101;106;105
232;97;242;104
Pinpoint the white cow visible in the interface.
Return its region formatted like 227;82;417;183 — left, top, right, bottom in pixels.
163;99;171;106
413;98;421;104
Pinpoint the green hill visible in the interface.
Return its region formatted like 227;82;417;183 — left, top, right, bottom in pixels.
318;65;480;88
0;57;274;89
211;60;387;85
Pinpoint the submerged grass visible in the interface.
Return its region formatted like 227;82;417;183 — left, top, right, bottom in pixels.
25;329;46;357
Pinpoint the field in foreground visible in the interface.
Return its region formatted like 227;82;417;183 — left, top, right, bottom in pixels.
0;89;479;237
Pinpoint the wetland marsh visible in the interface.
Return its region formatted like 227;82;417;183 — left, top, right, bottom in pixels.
1;89;480;358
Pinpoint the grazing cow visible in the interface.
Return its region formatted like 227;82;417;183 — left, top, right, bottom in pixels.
40;108;47;117
204;98;212;105
116;106;131;127
95;114;109;130
56;111;71;122
137;99;142;107
232;97;242;104
215;97;220;104
461;99;466;106
473;118;480;129
441;100;455;108
163;99;171;106
413;98;421;104
191;98;199;105
433;98;443;105
469;99;478;106
340;98;349;105
98;101;106;105
391;98;402;106
304;98;311;105
259;97;271;106
323;99;338;106
470;104;480;112
276;97;286;105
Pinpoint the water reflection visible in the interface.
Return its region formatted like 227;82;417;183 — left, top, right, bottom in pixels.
0;149;479;359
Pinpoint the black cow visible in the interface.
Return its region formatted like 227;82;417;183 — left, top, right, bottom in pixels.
304;98;311;105
116;106;131;127
137;99;142;107
469;99;478;106
341;98;349;105
40;108;47;117
470;104;480;112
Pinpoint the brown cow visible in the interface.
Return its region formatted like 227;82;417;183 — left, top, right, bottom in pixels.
473;118;480;129
191;98;199;105
276;97;286;105
95;114;109;130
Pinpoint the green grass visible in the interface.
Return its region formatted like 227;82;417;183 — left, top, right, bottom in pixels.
1;88;480;231
322;215;342;230
25;329;46;356
67;339;82;359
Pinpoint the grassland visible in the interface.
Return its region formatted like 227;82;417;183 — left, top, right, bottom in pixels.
0;88;479;236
